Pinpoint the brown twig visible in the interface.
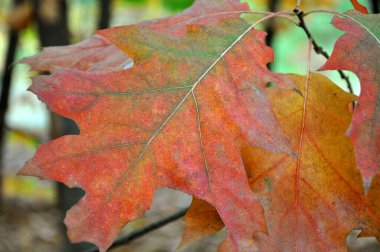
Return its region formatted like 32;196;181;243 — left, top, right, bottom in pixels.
84;207;189;252
293;8;354;93
295;0;302;12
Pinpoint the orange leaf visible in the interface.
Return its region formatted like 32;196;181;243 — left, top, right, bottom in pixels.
242;74;380;251
182;74;380;251
179;198;224;249
18;0;293;251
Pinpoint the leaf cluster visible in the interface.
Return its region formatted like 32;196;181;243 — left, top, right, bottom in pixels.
18;1;380;251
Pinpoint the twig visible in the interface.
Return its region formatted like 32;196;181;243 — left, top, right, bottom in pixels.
295;0;302;12
84;207;189;252
293;9;353;93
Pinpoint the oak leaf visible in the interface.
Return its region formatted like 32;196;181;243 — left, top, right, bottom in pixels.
181;74;380;251
320;11;380;191
179;197;224;249
19;34;132;72
19;0;293;251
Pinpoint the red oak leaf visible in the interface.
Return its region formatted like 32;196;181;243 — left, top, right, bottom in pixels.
180;74;380;251
19;0;293;251
319;10;380;192
19;34;132;72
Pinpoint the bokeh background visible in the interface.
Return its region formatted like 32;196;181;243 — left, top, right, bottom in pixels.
0;0;378;251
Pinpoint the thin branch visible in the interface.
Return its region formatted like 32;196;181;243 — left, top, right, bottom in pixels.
295;0;302;12
84;207;189;252
293;9;353;93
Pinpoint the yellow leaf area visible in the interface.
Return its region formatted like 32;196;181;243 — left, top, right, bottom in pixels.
3;176;55;202
3;131;52;201
180;74;380;251
179;198;224;249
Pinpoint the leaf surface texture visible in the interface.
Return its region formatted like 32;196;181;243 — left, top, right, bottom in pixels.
320;11;380;190
19;0;293;251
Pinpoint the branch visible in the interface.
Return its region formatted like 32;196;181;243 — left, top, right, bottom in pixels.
295;0;302;12
84;207;189;252
293;9;354;93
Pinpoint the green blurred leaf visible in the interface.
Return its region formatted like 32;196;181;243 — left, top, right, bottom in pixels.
122;0;148;5
162;0;194;11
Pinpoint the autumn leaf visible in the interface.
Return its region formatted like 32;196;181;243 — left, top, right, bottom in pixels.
19;34;132;72
181;74;380;251
243;74;380;251
179;197;224;249
319;10;380;191
18;0;294;251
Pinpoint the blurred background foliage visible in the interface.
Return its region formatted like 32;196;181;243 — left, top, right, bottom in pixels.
0;0;375;251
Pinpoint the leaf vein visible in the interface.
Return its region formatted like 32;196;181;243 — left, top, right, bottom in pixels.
62;85;193;96
192;90;212;192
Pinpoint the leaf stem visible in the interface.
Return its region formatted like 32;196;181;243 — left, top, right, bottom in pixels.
84;208;189;252
293;9;353;93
